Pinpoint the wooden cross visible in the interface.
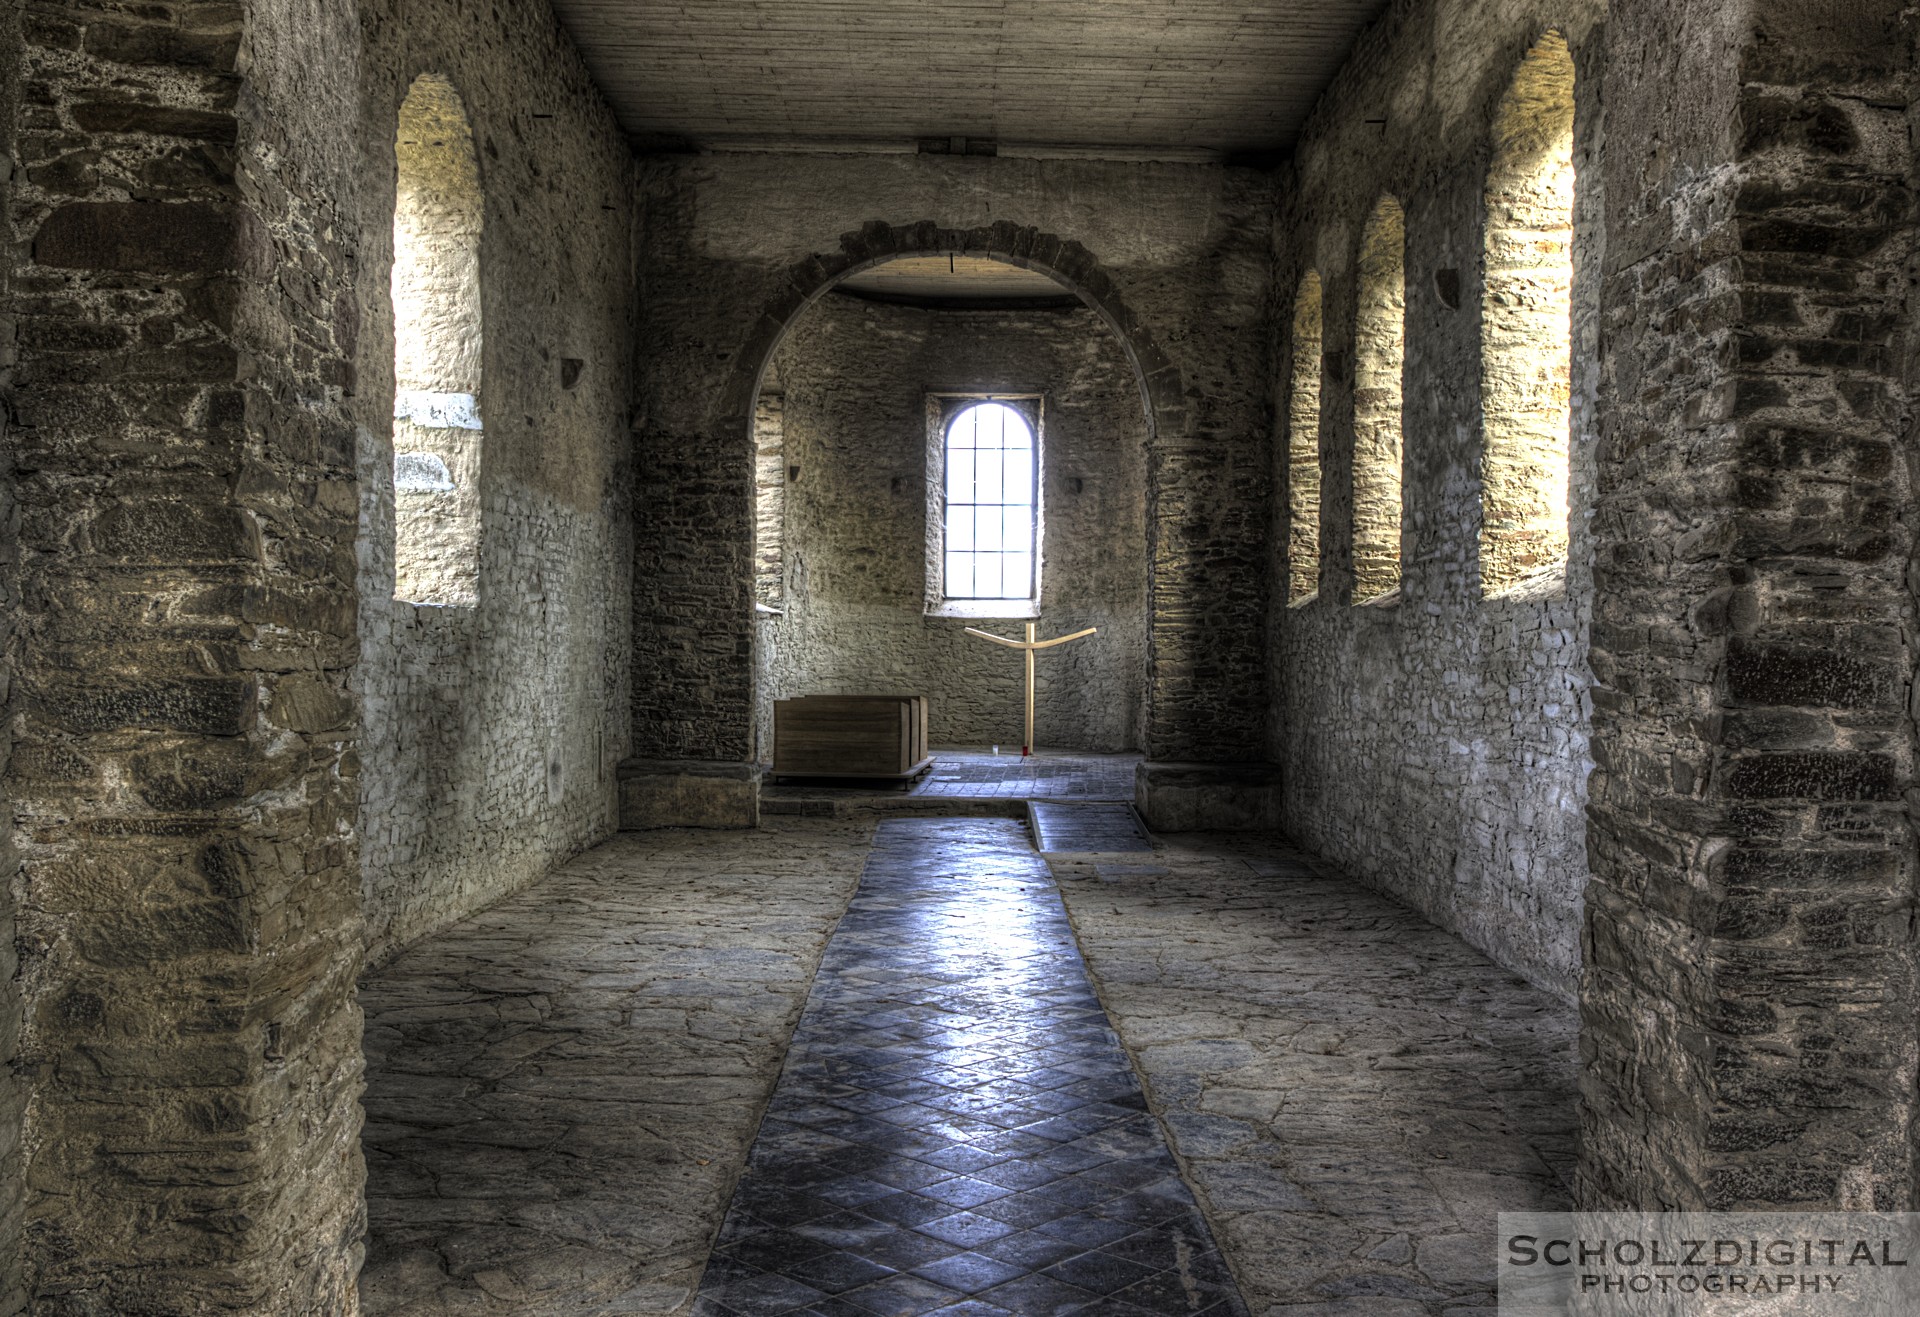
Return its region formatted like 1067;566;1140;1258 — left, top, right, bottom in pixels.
963;622;1098;756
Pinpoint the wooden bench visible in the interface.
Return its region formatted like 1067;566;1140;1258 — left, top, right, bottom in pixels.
772;695;931;782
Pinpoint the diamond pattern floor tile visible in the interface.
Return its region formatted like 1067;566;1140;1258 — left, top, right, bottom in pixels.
695;818;1250;1317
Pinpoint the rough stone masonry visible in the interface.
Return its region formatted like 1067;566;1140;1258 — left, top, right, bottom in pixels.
756;295;1150;757
2;0;1920;1312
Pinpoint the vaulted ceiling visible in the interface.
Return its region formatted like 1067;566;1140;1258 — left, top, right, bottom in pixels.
547;1;1393;159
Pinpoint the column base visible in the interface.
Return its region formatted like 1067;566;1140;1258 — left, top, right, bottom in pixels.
617;759;762;829
1135;760;1281;832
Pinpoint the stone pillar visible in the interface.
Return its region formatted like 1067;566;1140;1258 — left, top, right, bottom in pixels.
1582;0;1919;1209
5;2;367;1309
1137;421;1282;831
0;7;22;1312
624;419;763;827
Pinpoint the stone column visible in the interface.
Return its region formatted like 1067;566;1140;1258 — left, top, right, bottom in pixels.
0;7;22;1312
5;2;367;1309
1582;0;1919;1210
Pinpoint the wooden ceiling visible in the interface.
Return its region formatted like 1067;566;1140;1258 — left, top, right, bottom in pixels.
547;1;1393;158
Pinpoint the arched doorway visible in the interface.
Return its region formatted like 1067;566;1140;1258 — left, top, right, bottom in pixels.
743;246;1156;763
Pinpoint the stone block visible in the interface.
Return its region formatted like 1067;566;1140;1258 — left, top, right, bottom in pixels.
266;675;351;733
1724;752;1900;802
618;760;760;829
89;500;258;564
1726;640;1894;709
69;101;238;144
85;23;241;72
34;201;260;276
1135;760;1281;832
25;677;255;737
129;739;270;811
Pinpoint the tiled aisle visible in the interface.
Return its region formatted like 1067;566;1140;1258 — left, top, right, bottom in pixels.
694;818;1249;1317
908;751;1139;800
762;751;1141;810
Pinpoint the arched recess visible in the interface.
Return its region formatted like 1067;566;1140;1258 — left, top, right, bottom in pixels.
390;73;484;607
704;220;1201;763
1479;32;1576;598
1287;272;1324;606
1353;197;1406;604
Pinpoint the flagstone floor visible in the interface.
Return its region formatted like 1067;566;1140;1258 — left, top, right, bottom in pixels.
358;816;1575;1317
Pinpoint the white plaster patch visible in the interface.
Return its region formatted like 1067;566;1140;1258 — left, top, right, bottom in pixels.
393;451;456;492
394;389;483;430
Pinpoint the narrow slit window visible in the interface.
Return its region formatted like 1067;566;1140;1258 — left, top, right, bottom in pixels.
943;402;1036;601
391;73;484;607
1480;32;1576;599
1287;272;1324;606
753;393;785;607
1353;196;1406;604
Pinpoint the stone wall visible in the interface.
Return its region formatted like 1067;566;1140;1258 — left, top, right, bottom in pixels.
1271;0;1607;1000
632;156;1272;776
3;0;634;1304
353;0;636;963
755;296;1149;756
1580;0;1920;1212
0;6;21;1312
4;0;367;1307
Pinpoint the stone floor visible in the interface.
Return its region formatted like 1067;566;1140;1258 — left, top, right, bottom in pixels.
359;817;1576;1317
764;750;1140;813
1053;836;1577;1315
359;822;874;1316
694;818;1248;1317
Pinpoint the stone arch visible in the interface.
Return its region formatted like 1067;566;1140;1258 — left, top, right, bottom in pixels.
715;220;1186;451
724;220;1180;763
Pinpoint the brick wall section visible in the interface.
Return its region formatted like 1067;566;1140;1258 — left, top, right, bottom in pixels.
1581;0;1920;1211
5;1;367;1308
352;0;635;964
633;157;1272;768
755;297;1149;755
1271;0;1605;997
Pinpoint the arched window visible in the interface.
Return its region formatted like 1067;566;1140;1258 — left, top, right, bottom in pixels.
1353;196;1405;604
391;74;484;606
1287;273;1323;607
1480;32;1575;598
942;401;1037;601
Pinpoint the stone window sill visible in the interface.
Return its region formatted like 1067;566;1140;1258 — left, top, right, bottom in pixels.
1483;558;1567;605
926;599;1041;620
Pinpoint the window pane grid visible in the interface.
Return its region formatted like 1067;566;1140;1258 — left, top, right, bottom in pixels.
943;401;1035;600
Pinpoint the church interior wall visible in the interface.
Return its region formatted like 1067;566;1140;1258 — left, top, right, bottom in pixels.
632;154;1273;772
1270;0;1607;1001
6;0;1918;1303
3;0;634;1305
754;296;1150;756
351;0;637;964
